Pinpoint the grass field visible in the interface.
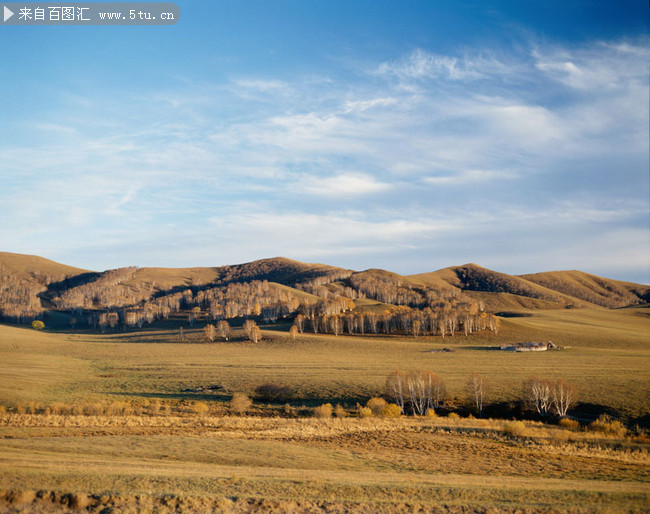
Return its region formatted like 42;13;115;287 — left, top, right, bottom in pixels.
0;307;648;511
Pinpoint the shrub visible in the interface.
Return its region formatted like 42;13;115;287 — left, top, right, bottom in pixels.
366;397;387;417
283;403;297;417
357;406;373;418
447;412;460;420
334;404;348;418
314;403;333;418
31;320;45;330
229;393;252;415
193;401;210;417
424;408;437;418
589;415;627;438
382;404;402;418
558;417;580;431
502;420;528;437
255;383;292;403
0;405;6;415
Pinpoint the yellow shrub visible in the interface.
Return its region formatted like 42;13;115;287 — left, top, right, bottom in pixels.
424;408;437;418
502;420;528;437
193;402;210;416
382;404;402;418
334;404;348;418
229;393;252;415
314;403;333;419
558;417;580;431
357;406;372;418
589;415;627;438
366;397;387;417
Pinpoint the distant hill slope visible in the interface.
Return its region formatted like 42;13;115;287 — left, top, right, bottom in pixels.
0;252;90;283
2;252;648;321
406;263;636;310
519;270;650;309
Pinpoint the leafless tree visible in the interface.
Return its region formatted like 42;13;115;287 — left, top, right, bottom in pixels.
249;325;262;343
204;323;216;342
217;320;231;341
243;319;256;339
406;370;436;416
524;377;553;417
294;313;305;333
468;373;485;417
552;379;576;417
386;370;406;413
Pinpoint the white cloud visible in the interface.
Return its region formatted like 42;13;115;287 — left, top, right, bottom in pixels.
297;173;392;198
423;169;518;186
376;48;514;81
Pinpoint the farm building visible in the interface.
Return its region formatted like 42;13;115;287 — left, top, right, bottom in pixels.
500;341;558;352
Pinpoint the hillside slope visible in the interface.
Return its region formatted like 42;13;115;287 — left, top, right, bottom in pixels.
2;252;648;324
0;252;90;281
519;270;650;308
408;264;602;310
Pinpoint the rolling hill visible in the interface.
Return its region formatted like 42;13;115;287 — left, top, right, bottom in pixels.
1;252;648;326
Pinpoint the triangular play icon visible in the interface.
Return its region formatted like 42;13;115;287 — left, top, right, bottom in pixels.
4;6;14;22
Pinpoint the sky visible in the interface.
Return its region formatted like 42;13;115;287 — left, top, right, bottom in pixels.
1;0;648;283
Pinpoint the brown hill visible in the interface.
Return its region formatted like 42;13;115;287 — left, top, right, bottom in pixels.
2;252;648;323
407;264;600;310
519;270;650;308
0;251;90;283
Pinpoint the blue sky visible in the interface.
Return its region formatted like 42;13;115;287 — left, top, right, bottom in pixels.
1;1;648;283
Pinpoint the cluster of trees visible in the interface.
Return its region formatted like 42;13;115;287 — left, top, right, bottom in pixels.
296;306;500;337
0;266;46;322
386;370;576;418
524;377;576;418
53;267;147;311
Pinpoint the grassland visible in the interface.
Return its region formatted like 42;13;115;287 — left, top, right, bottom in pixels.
0;306;648;512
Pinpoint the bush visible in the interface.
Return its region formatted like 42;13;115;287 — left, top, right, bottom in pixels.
424;408;437;418
334;404;348;418
382;404;402;418
447;412;460;420
193;401;210;417
255;383;292;403
558;417;580;431
366;397;387;417
314;403;333;418
230;393;252;415
589;415;627;438
502;420;528;437
357;406;372;418
31;320;45;330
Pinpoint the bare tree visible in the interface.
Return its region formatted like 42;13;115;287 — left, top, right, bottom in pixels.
243;319;256;339
524;377;553;417
294;313;305;333
217;320;231;341
203;323;216;342
249;325;262;343
552;379;576;417
386;371;406;413
468;373;485;417
406;370;436;416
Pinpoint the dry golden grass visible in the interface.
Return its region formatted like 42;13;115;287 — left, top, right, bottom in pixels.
0;413;647;512
1;308;649;417
0;305;648;511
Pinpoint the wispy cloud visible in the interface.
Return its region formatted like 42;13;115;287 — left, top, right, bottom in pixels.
297;173;392;198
